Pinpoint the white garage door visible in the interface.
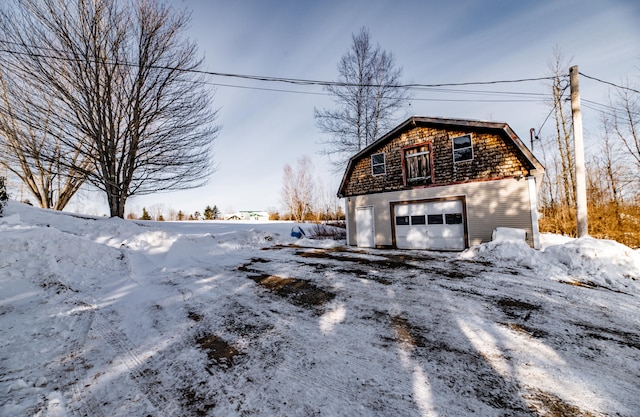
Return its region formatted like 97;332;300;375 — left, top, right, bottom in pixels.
394;200;465;250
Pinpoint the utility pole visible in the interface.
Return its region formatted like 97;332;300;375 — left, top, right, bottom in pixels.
570;65;589;237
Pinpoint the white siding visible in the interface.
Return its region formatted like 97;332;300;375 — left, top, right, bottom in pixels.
345;178;535;249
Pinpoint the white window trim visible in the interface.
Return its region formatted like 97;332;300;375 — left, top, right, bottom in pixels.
452;134;473;163
371;153;386;176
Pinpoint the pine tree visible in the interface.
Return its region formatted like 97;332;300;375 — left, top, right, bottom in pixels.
0;177;8;216
141;207;152;220
203;205;214;220
212;205;220;219
177;210;185;221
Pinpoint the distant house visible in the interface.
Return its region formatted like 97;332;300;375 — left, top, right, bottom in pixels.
337;116;545;250
224;211;269;221
240;211;269;221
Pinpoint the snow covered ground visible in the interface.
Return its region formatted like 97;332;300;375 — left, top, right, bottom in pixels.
1;200;639;417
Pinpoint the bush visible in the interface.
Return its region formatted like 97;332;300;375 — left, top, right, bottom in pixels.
308;222;346;240
0;177;8;216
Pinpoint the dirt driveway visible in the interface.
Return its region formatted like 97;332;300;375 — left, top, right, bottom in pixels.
167;243;634;416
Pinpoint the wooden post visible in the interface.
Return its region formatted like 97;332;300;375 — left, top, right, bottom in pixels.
570;65;589;237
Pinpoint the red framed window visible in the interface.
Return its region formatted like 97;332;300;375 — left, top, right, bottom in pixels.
402;142;433;186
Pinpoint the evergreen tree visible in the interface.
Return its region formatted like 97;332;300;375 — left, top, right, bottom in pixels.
0;177;8;216
203;205;214;220
158;214;165;221
141;207;152;220
212;205;220;219
177;210;185;221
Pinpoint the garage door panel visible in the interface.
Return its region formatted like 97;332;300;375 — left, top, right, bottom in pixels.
405;229;428;248
427;201;461;213
394;199;465;250
442;225;463;238
395;205;410;216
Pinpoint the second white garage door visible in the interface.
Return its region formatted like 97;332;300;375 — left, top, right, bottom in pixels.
394;199;466;250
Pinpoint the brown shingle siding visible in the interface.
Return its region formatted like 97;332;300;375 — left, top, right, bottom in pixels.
342;125;532;197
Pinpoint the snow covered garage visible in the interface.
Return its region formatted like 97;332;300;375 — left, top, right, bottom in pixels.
338;117;545;250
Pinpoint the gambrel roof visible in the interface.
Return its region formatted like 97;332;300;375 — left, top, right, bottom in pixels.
337;116;545;198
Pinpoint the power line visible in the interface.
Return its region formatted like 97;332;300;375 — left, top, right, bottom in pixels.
532;84;569;141
203;79;546;102
579;72;640;95
582;100;640;119
0;40;556;90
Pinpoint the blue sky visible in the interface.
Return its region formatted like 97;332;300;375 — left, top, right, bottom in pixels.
111;0;640;217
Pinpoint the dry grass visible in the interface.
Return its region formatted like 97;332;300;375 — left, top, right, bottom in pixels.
540;202;640;248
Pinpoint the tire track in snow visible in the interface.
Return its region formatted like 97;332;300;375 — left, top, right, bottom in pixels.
35;273;182;417
67;314;108;417
90;313;183;417
54;307;106;417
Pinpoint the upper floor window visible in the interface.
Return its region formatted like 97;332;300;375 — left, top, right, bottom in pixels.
404;144;431;185
453;134;473;163
371;153;386;175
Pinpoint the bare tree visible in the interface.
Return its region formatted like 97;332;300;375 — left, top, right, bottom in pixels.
548;49;576;207
611;83;640;178
315;27;410;171
0;0;219;217
281;156;315;222
600;113;632;207
282;164;295;220
148;203;166;221
316;179;341;221
0;69;88;209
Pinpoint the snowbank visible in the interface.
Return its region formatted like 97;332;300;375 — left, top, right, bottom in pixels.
461;233;640;294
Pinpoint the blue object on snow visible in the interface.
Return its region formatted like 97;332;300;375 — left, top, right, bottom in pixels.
291;226;306;238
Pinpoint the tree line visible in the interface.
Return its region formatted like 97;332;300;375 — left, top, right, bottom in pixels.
131;204;221;221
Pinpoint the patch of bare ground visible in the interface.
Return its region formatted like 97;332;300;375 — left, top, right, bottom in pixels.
180;387;216;417
573;322;640;350
336;268;393;285
248;273;335;308
293;248;483;280
389;316;458;353
196;334;243;372
559;279;629;294
221;301;275;338
40;278;78;294
238;258;336;309
525;390;597;417
494;298;550;339
496;297;542;320
501;322;549;339
187;311;203;322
